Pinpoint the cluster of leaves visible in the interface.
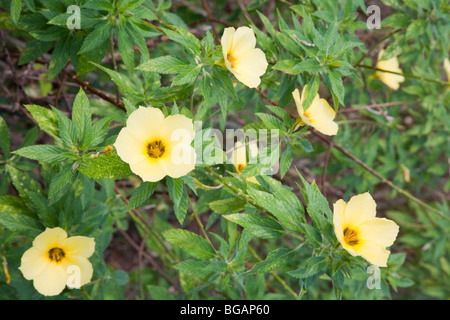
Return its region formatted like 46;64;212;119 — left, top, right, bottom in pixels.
0;0;448;300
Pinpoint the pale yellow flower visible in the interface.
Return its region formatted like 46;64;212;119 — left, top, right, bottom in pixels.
19;227;95;296
114;106;196;182
333;192;399;267
292;86;338;136
375;49;405;90
231;141;259;184
221;26;268;88
444;58;450;82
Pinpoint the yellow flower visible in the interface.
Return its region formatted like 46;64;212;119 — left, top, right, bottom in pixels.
444;58;450;82
19;227;95;296
231;141;259;184
292;86;338;136
375;49;405;90
333;192;399;267
114;106;196;182
221;26;268;88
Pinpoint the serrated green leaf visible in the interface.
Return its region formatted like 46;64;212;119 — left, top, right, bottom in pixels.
137;55;188;74
24;105;59;140
209;197;247;215
13;145;73;163
250;248;296;274
224;213;284;239
162;229;216;259
173;259;227;277
78;151;132;180
0;212;43;238
288;256;328;279
127;181;158;210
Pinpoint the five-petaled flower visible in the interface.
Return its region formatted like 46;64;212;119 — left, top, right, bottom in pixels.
374;49;405;90
221;26;268;88
333;192;399;267
292;85;338;136
114;106;196;182
19;227;95;296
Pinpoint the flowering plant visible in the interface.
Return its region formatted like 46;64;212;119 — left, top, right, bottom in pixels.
0;0;449;301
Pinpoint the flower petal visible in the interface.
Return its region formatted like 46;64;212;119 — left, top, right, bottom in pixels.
163;146;196;179
129;158;168;182
125;106;165;140
161;114;195;143
33;263;67;296
221;27;235;57
32;227;67;251
344;192;377;228
19;247;49;280
62;256;94;288
333;199;346;243
355;242;391;267
358;218;399;247
63;236;96;259
230;26;257;58
232;48;268;88
114;127;147;165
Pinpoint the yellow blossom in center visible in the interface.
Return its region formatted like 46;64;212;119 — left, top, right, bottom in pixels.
333;192;399;267
221;26;268;88
19;227;95;296
114;106;196;182
292;85;338;136
374;49;405;90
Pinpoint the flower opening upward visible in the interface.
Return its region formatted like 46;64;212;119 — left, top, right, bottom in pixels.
19;227;95;296
333;192;399;267
114;106;196;182
292;86;338;136
221;26;268;88
374;49;405;90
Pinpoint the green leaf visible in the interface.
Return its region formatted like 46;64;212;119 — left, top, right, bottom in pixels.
51;106;77;149
171;64;200;86
288;256;328;279
0;195;33;216
302;75;320;109
0;213;43;238
136;55;188;74
250;248;296;274
173;259;227;277
0;115;11;155
327;71;344;106
291;59;321;73
78;151;132;180
24;105;59;140
48;164;76;204
78;21;113;54
166;177;184;207
92;63;141;96
223;213;284;239
47;36;71;79
13;145;73;163
162;229;216;260
72;88;92;147
147;285;175;300
10;0;22;24
209;197;247;215
127;181;158;210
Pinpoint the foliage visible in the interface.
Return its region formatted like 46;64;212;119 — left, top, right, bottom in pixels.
0;0;449;300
